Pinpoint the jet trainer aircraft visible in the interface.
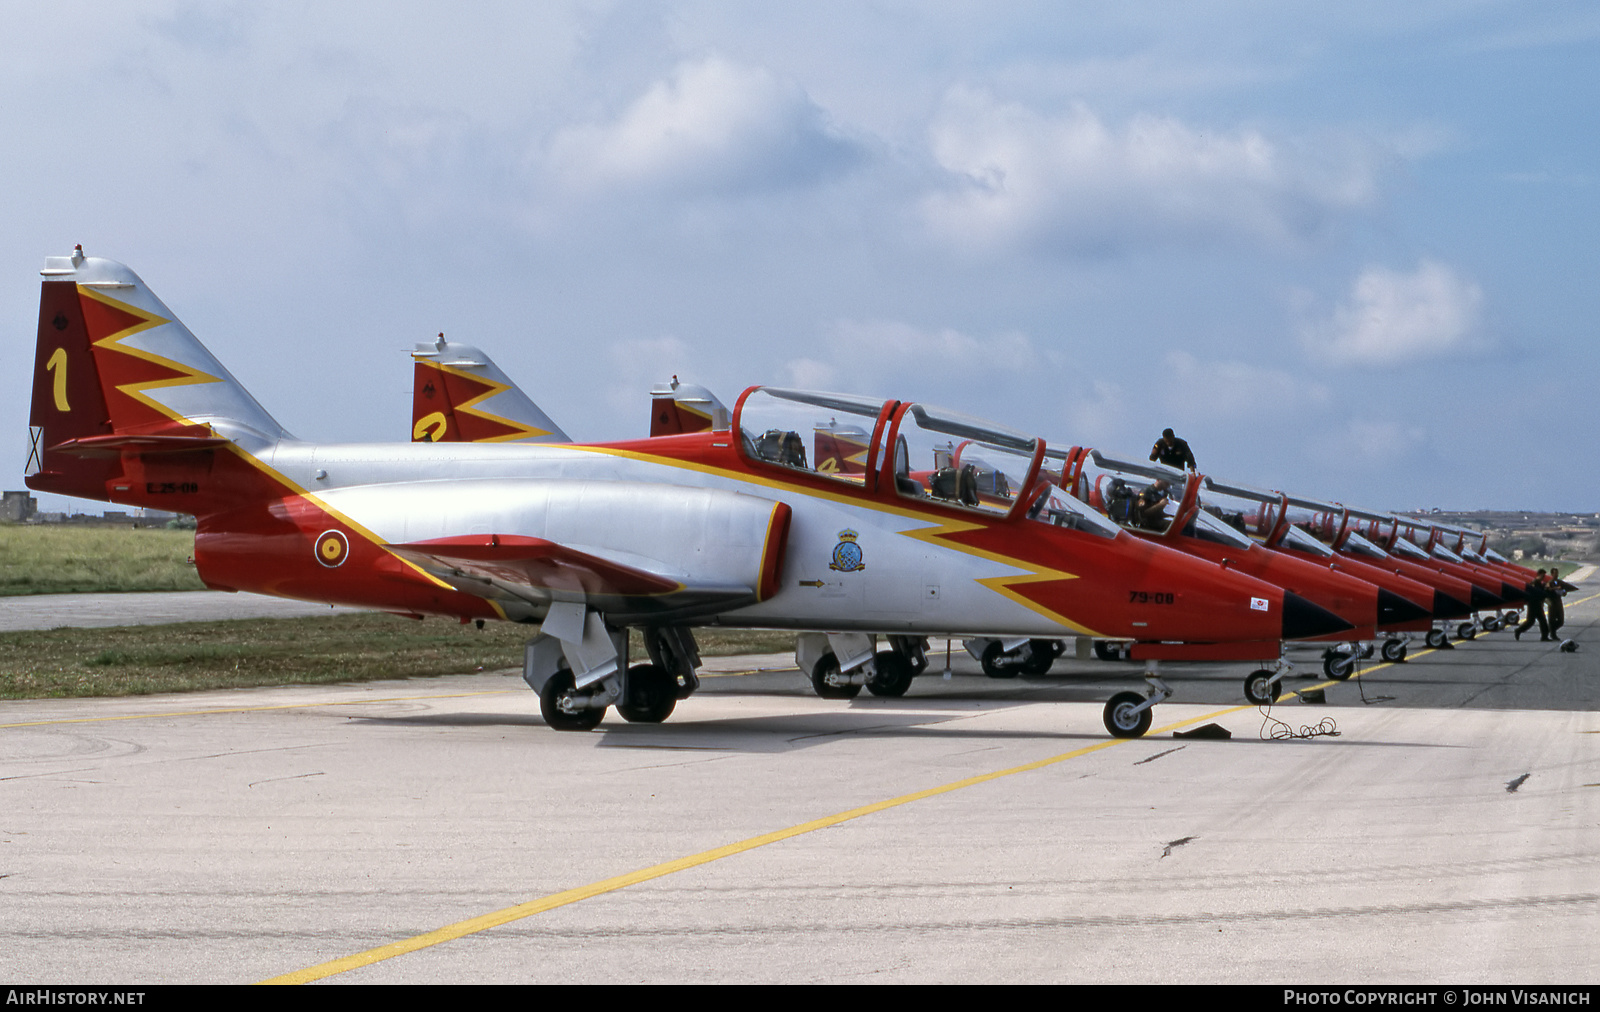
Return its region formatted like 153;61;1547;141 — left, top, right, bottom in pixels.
29;251;1356;737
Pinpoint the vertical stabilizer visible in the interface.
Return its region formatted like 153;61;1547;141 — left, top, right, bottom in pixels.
649;377;730;436
26;248;290;501
411;336;570;443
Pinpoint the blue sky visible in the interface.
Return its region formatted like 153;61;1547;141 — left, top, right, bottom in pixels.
4;2;1597;513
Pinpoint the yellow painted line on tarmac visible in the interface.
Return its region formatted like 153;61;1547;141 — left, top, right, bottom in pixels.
262;698;1248;985
0;688;520;730
267;627;1531;984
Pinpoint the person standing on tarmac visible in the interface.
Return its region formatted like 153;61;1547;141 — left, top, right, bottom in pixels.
1546;566;1567;640
1515;569;1551;641
1150;428;1197;471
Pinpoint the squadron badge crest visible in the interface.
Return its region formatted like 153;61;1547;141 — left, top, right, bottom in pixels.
829;529;865;573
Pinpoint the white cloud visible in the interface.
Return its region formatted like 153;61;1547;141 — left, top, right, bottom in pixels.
546;56;860;197
1060;378;1130;446
605;336;694;415
782;319;1039;395
1302;260;1485;367
1335;419;1429;459
921;90;1380;254
783;357;839;390
1159;351;1331;420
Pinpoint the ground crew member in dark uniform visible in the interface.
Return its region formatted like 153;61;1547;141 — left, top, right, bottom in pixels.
1134;479;1172;530
1546;566;1567;639
1515;569;1550;641
1150;428;1197;471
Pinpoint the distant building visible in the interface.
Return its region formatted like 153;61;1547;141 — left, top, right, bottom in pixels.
1;491;37;522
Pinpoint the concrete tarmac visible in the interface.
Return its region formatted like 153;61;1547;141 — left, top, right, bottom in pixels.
0;590;367;631
0;586;1595;984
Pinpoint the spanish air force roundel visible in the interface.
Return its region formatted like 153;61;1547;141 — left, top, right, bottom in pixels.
315;529;350;568
829;529;865;573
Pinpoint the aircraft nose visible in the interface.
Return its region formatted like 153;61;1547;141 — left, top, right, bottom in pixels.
1282;592;1354;640
1377;588;1431;626
1498;581;1526;603
1469;584;1503;611
1432;589;1470;620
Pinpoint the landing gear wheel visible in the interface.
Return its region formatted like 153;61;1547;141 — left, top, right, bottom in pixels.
1103;691;1153;738
1322;653;1355;680
1243;669;1280;705
811;652;862;699
539;670;605;731
866;650;915;697
981;642;1021;679
1093;640;1119;662
1457;622;1477;641
1483;616;1502;632
1021;639;1057;675
1425;629;1448;649
617;663;677;723
1380;639;1408;663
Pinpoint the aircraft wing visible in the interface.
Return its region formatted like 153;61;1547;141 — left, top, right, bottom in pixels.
388;534;760;622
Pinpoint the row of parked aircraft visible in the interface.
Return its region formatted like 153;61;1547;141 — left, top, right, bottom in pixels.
406;329;1546;716
26;251;1540;739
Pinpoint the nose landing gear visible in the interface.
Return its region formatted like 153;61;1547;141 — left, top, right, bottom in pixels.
1103;668;1172;738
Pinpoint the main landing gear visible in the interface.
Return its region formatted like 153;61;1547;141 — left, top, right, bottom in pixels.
525;608;704;731
966;637;1063;678
1102;665;1172;738
796;633;929;700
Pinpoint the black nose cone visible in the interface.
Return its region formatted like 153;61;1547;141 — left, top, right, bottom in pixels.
1282;592;1355;640
1469;583;1503;611
1377;588;1431;626
1432;589;1470;620
1499;581;1526;603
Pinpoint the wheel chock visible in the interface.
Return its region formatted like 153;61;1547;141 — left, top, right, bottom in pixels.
1173;723;1232;740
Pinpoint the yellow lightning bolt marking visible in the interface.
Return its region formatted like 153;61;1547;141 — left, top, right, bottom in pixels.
896;514;1092;634
578;444;1094;633
77;288;456;594
430;361;554;442
76;285;207;423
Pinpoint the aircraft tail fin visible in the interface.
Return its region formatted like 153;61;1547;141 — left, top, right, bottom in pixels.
26;248;290;501
649;378;730;436
410;336;570;443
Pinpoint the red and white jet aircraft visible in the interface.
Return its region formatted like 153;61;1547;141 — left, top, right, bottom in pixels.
28;251;1355;737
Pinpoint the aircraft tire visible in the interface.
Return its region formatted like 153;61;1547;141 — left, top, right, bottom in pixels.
617;663;677;723
811;653;862;699
1093;640;1118;662
1103;692;1152;738
1457;622;1477;641
1381;639;1407;663
981;642;1021;678
1322;653;1355;680
539;670;605;731
1484;617;1502;632
1021;639;1057;675
1243;669;1280;706
866;651;915;697
1426;629;1448;649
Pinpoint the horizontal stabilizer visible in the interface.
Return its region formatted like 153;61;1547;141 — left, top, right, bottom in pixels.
49;433;231;457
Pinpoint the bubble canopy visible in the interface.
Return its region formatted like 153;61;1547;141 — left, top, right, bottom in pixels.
732;387;1117;533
